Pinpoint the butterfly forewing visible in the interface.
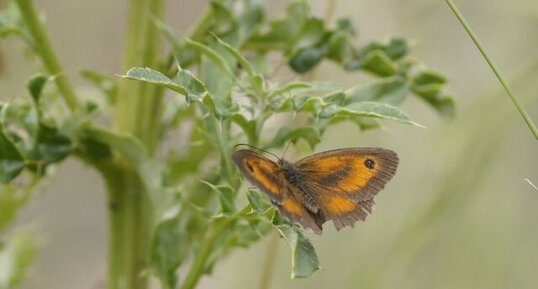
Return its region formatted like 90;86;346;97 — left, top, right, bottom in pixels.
233;149;324;233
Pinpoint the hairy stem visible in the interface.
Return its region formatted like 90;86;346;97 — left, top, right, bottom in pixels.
15;0;81;112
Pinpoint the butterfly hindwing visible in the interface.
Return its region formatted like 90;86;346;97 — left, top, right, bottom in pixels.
295;148;398;230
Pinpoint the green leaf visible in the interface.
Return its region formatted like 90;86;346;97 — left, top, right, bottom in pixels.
201;181;236;214
270;82;313;97
215;36;255;77
150;206;186;289
0;106;25;183
230;113;257;144
186;39;235;80
82;126;161;197
176;69;208;102
289;45;328;73
122;67;186;94
326;101;425;127
27;74;50;103
361;50;398;77
0;230;38;289
411;71;455;118
346;77;410;106
274;224;320;278
413;70;447;85
246;188;271;214
32;123;72;165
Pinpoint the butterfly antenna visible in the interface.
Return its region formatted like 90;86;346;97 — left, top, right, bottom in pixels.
281;141;292;161
234;143;280;160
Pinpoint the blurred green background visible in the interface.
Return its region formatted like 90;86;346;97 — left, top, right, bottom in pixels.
2;0;538;288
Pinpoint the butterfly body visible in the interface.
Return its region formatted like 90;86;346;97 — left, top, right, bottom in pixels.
233;147;399;234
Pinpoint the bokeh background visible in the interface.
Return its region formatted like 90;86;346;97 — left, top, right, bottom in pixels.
2;0;538;288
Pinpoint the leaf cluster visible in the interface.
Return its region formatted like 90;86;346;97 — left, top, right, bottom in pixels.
0;1;455;288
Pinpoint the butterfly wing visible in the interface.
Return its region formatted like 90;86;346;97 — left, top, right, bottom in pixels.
294;147;399;230
233;149;324;233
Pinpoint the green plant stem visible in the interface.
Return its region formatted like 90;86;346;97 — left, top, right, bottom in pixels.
107;0;165;289
179;219;230;289
259;232;280;289
14;0;81;112
445;0;538;142
102;164;152;289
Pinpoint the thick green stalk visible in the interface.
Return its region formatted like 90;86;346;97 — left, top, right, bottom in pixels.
107;0;165;289
101;164;151;289
445;0;538;142
15;0;81;112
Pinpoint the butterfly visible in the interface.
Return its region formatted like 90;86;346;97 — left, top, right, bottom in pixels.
233;146;399;234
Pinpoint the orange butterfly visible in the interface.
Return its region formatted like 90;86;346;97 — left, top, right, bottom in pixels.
233;146;399;234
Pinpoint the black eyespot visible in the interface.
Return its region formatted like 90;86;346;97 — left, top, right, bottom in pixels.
364;159;375;169
246;162;254;173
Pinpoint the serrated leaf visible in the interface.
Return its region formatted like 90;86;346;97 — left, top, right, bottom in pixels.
0;106;25;183
274;224;320;278
122;67;186;94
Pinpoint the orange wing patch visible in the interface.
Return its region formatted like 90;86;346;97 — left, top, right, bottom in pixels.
233;150;286;203
326;195;357;214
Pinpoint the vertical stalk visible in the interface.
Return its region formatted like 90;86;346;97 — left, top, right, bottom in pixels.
14;0;81;112
108;0;165;289
445;0;538;142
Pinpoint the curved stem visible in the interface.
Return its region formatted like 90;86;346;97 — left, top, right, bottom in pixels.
259;232;280;289
179;219;230;289
445;0;538;142
15;0;81;112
